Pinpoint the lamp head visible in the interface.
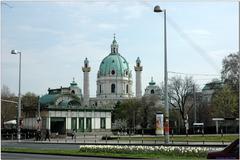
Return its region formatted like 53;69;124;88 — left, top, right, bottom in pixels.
11;50;19;54
154;5;163;12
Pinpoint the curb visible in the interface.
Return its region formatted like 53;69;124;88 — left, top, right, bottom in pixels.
2;150;145;159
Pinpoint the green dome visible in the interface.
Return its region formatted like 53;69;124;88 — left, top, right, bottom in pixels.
39;94;58;106
99;37;130;77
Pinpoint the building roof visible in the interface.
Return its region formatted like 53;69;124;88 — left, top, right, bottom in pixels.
40;93;82;108
202;80;223;91
40;80;82;107
39;94;58;106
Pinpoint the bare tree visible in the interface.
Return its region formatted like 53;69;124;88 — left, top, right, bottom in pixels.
21;92;38;118
112;119;127;131
1;85;15;98
168;76;195;126
1;85;17;128
140;96;164;129
112;96;164;131
221;52;240;92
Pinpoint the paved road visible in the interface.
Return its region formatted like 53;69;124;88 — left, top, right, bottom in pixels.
1;142;79;150
1;152;140;160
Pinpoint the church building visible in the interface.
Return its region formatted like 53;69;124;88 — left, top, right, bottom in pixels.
37;36;145;134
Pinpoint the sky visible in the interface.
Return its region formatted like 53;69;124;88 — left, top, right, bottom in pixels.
1;1;239;97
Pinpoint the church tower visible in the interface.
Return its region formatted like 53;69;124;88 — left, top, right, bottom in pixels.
135;57;143;98
82;57;91;106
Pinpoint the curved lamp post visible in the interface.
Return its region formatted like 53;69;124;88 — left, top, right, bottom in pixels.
154;5;169;144
11;49;22;142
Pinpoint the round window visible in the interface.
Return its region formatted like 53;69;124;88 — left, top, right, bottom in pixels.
111;70;115;75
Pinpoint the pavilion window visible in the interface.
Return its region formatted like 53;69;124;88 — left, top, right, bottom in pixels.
100;118;106;129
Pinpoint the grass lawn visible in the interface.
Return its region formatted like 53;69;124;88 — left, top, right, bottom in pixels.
114;134;238;142
1;147;207;159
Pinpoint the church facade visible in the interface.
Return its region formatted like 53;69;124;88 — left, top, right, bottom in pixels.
37;36;145;134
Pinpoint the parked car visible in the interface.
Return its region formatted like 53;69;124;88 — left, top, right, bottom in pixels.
207;139;239;159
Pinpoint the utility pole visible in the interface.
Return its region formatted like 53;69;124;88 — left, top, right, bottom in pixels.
193;84;197;123
38;96;40;118
154;5;169;144
238;1;240;110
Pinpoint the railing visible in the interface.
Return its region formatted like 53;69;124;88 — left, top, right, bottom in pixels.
1;132;237;146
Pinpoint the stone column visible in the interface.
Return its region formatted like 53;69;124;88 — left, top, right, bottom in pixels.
82;58;91;106
134;57;143;98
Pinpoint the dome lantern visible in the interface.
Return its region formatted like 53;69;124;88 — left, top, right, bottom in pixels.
149;77;156;85
111;33;119;54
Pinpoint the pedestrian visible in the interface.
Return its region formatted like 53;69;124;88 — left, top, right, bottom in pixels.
35;130;41;141
71;129;75;140
38;130;42;141
45;129;51;141
34;131;38;141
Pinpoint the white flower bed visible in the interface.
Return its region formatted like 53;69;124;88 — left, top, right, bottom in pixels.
79;145;223;157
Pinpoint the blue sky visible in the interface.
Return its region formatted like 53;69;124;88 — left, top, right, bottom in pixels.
1;1;238;97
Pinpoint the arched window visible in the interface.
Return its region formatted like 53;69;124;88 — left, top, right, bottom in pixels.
99;85;102;93
151;89;155;94
111;84;115;93
71;90;75;94
126;84;129;93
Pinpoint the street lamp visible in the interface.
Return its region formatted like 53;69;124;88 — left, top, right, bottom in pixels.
11;49;22;142
154;5;169;144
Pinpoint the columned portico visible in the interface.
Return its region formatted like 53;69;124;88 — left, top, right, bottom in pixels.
47;109;111;134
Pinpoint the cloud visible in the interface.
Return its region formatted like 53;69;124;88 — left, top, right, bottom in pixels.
209;49;235;60
1;29;107;95
123;4;148;20
98;23;116;30
184;29;212;37
18;25;64;36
